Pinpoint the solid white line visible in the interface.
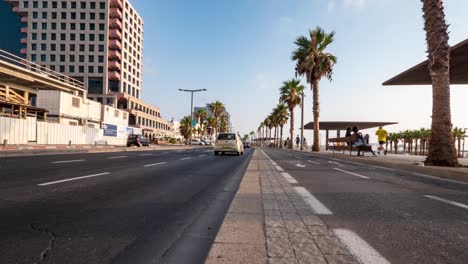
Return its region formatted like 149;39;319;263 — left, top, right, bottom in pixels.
295;164;306;168
281;172;298;184
38;172;110;186
413;173;468;186
198;154;206;157
275;165;284;172
271;161;278;166
180;157;192;160
144;162;167;167
139;153;153;156
294;187;333;215
51;159;85;164
108;156;127;159
334;168;370;179
307;160;320;165
368;165;396;171
424;195;468;210
334;229;391;264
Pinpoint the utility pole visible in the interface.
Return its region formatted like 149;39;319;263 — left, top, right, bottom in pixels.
300;90;305;151
178;89;207;146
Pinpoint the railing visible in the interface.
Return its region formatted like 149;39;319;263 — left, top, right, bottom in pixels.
0;49;85;91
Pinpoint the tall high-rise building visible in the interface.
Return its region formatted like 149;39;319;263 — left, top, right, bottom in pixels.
2;0;174;139
4;0;142;105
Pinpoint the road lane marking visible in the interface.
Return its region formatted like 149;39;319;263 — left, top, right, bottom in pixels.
334;229;391;264
139;153;153;156
281;172;298;184
38;172;110;186
424;195;468;210
328;161;343;166
294;187;333;215
334;168;370;179
198;154;206;157
368;165;396;171
275;165;284;172
108;156;127;159
413;173;468;186
51;159;85;164
307;160;320;165
295;164;306;168
271;161;278;166
294;156;304;160
144;162;167;167
180;157;192;160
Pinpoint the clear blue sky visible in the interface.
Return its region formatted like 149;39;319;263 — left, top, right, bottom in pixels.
131;0;468;141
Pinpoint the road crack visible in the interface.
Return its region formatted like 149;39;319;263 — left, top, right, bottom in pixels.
30;223;57;264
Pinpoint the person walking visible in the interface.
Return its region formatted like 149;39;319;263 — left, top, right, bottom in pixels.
375;126;388;155
295;135;300;149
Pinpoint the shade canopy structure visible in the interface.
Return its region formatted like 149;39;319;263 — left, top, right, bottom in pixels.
304;121;398;131
383;39;468;85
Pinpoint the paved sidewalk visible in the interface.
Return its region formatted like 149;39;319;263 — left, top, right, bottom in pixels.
206;149;358;264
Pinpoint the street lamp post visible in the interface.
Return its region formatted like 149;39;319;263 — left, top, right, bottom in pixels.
178;89;207;146
300;90;304;151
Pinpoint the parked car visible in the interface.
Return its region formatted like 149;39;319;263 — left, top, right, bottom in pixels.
243;141;251;148
214;133;244;156
127;134;150;147
190;139;204;145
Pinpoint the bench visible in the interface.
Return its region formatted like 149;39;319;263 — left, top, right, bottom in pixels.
328;135;373;156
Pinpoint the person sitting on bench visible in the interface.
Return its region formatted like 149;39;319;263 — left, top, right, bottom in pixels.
351;126;376;156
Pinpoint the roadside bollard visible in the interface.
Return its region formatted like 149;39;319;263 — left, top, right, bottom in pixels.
68;140;72;146
3;139;7;147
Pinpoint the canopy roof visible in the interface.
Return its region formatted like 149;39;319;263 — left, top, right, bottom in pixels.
382;39;468;85
304;121;398;131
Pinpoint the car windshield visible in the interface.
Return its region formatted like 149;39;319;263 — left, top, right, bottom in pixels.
218;134;236;140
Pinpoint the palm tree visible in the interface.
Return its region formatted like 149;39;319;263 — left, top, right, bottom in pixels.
219;114;228;133
195;108;207;125
264;117;272;147
292;27;337;152
453;127;465;158
258;122;264;146
421;0;458;166
179;116;192;144
279;79;304;149
206;117;217;140
270;111;278;148
275;103;289;148
209;101;225;136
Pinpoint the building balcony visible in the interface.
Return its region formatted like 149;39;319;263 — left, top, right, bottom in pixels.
20;38;27;44
109;50;122;60
109;8;122;19
108;61;121;70
109;18;122;30
20;27;27;33
110;0;123;9
109;71;121;80
20;48;27;54
21;16;28;22
12;5;19;12
109;39;122;50
109;29;122;40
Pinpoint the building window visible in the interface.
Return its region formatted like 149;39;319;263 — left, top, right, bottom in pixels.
40;54;46;62
41;23;47;30
106;98;114;105
41;44;46;51
98;45;104;52
70;23;76;30
88;66;94;73
88;78;103;94
100;2;105;9
79;44;85;52
80;13;86;20
50;54;56;62
61;1;67;8
79;34;85;41
52;1;57;8
99;13;105;20
32;33;37;40
71;2;76;8
32;22;37;29
79;55;84;62
114;110;119;118
61;23;66;30
79;66;84;73
99;34;104;41
72;97;80;108
71;12;76;19
42;1;47;8
59;65;65;72
33;1;38;8
109;80;120;92
98;56;104;63
61;12;66;19
51;22;56;29
32;44;37;50
70;44;75;51
80;1;86;8
24;1;29;8
50;65;55;71
51;33;56;40
90;13;96;20
98;66;103;73
42;12;47;19
60;44;65;51
89;45;95;52
90;24;95;30
80;23;85;30
90;2;96;9
51;44;56;51
69;66;75;73
89;55;94;63
70;34;75;41
60;33;66;41
41;33;46;40
99;24;105;30
89;34;95;41
60;55;65;62
69;55;75;62
31;54;37;61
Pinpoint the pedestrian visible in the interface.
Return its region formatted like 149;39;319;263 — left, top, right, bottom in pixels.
345;127;352;146
352;127;376;156
295;135;300;149
284;137;289;147
303;137;307;149
375;126;388;155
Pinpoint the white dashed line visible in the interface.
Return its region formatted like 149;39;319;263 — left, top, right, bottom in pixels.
144;162;167;167
271;161;278;166
334;229;391;264
139;153;153;156
413;173;468;186
275;165;284;172
198;154;206;157
307;160;320;165
334;168;370;179
38;172;110;186
294;187;333;215
51;159;85;164
294;156;304;160
295;164;306;168
180;157;192;160
424;195;468;210
108;156;127;159
281;172;298;184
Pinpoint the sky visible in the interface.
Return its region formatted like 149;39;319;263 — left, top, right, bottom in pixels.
131;0;468;142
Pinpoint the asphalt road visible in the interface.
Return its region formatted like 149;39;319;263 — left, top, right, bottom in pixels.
262;148;468;264
0;147;254;264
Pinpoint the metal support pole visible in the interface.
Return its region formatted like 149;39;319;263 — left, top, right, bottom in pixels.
300;91;304;151
190;92;194;146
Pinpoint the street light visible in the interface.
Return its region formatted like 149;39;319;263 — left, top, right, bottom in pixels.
178;89;207;145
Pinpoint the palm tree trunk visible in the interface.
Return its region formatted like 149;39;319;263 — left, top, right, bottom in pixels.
312;80;320;152
274;126;277;148
289;108;294;149
458;137;462;158
280;125;284;148
422;0;458;166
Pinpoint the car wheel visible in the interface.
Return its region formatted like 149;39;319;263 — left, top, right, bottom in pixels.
127;144;131;147
237;151;240;156
137;143;141;147
214;151;218;155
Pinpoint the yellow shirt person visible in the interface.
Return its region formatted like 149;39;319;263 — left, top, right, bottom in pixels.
375;127;388;143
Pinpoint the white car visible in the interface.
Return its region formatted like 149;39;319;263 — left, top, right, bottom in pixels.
190;139;204;145
214;133;245;156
